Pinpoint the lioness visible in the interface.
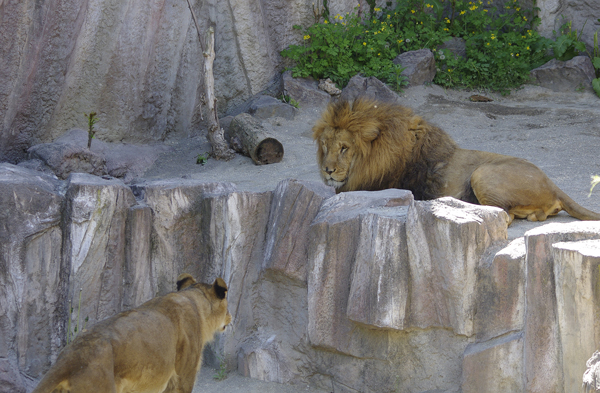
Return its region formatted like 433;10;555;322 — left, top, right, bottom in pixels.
32;274;231;393
313;98;600;224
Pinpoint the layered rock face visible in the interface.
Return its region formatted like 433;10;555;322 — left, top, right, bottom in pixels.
2;163;600;393
1;0;597;163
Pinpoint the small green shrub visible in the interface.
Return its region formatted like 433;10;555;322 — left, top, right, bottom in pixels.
213;356;228;381
424;0;552;94
281;6;407;89
586;25;600;98
196;152;209;165
552;18;587;61
280;94;300;108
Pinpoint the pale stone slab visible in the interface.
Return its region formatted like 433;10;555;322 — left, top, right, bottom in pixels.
263;179;334;282
406;197;509;336
462;333;525;393
552;239;600;393
524;221;600;393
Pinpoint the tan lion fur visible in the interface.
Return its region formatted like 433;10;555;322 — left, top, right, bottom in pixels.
313;98;600;223
32;274;231;393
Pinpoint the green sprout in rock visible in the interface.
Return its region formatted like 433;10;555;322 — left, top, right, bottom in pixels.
67;288;89;345
85;112;98;149
196;152;209;165
281;94;300;108
213;356;228;381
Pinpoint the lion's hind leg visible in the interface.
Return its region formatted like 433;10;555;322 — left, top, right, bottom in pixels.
470;161;562;225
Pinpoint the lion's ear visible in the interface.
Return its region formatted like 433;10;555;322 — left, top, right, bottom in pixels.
176;273;196;291
359;125;380;142
213;277;228;300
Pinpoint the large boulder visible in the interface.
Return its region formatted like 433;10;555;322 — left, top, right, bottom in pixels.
393;49;436;87
529;56;596;92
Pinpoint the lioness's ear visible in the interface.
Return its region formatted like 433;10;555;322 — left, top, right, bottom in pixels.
213;277;228;300
176;273;196;291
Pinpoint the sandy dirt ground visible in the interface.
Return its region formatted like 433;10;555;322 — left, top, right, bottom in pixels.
136;84;600;393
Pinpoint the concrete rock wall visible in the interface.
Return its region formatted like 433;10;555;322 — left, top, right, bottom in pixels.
2;164;600;392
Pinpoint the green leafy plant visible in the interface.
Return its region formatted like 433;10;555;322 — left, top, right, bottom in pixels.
84;112;98;150
282;0;551;94
426;0;552;94
213;356;228;381
281;5;408;88
280;94;300;108
196;152;209;165
552;18;587;61
585;24;600;98
67;288;89;345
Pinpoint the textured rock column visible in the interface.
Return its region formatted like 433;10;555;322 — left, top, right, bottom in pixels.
524;222;600;393
122;204;154;310
0;164;65;390
406;197;509;336
552;239;600;392
307;189;413;355
136;179;272;367
262;179;334;281
62;174;136;327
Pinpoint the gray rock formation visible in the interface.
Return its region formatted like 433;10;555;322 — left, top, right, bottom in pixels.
530;56;597;92
2;165;600;393
393;49;436;87
339;74;402;104
282;71;332;109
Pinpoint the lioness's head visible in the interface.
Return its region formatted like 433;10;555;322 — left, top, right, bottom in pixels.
177;273;232;332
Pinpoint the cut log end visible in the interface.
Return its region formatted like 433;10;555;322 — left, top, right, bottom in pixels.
255;138;284;165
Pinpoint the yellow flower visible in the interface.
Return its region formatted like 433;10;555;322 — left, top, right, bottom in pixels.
334;14;339;19
448;69;453;72
387;14;391;19
460;10;466;14
411;9;415;13
526;46;530;50
426;3;434;8
516;7;520;11
378;53;381;56
523;16;527;21
397;39;404;43
363;42;366;45
486;42;490;46
374;7;381;11
304;35;310;40
484;9;488;12
516;53;519;56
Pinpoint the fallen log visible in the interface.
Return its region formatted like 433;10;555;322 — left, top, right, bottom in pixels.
229;113;284;165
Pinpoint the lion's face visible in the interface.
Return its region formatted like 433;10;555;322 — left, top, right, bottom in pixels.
316;127;357;189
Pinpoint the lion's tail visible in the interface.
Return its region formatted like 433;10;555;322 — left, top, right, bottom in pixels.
558;189;600;221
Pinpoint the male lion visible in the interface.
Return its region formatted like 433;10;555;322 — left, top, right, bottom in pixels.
32;274;231;393
313;98;600;224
